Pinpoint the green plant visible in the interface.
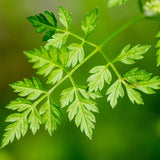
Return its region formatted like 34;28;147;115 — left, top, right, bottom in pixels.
1;0;160;148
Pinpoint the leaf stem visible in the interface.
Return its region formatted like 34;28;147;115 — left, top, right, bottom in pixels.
56;28;97;48
99;50;122;79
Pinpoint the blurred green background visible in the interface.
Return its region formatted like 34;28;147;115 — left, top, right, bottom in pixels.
0;0;160;160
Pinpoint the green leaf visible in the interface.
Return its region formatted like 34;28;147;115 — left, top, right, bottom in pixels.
58;6;72;30
1;103;32;148
115;44;151;65
59;45;69;66
60;87;75;107
106;79;124;108
10;77;45;101
27;11;57;41
28;108;41;135
2;114;28;148
6;98;32;112
108;0;128;8
24;46;64;85
124;68;151;84
87;65;112;91
136;76;160;94
67;43;85;67
125;85;144;105
40;97;61;135
87;91;102;99
61;87;99;139
45;33;69;49
47;68;63;85
124;68;160;101
81;8;99;39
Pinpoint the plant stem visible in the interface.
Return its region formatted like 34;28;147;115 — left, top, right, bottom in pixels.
99;14;144;48
56;28;97;48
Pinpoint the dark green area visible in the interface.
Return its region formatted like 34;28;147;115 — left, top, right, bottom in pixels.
0;0;160;160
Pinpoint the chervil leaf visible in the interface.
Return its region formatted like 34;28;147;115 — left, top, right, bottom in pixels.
115;44;151;64
58;6;72;30
87;91;102;99
156;30;160;66
60;87;75;107
40;97;61;135
61;87;99;139
6;98;32;112
45;33;69;49
59;45;69;66
10;77;45;101
124;68;151;84
24;47;64;85
81;8;99;39
136;76;160;94
67;43;84;67
47;68;63;85
2;99;38;148
28;108;41;135
108;0;128;8
2;112;29;148
106;79;124;108
87;65;112;92
27;11;57;41
125;85;144;105
124;68;160;103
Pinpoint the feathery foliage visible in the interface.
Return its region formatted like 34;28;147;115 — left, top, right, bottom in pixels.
27;11;57;41
81;8;99;39
87;65;112;91
2;4;160;148
60;87;100;139
114;44;151;64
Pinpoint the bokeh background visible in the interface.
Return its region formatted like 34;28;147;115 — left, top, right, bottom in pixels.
0;0;160;160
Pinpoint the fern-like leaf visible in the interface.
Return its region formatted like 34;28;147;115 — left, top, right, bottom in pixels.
124;68;151;83
124;68;160;104
106;79;124;108
27;11;57;41
60;87;75;107
2;112;29;148
60;87;99;139
125;85;144;105
87;65;112;91
24;46;66;85
10;77;46;101
136;76;160;94
45;33;69;49
81;8;99;39
115;44;151;64
6;98;32;112
40;97;61;135
58;6;72;30
28;108;41;135
67;43;85;67
2;99;34;147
